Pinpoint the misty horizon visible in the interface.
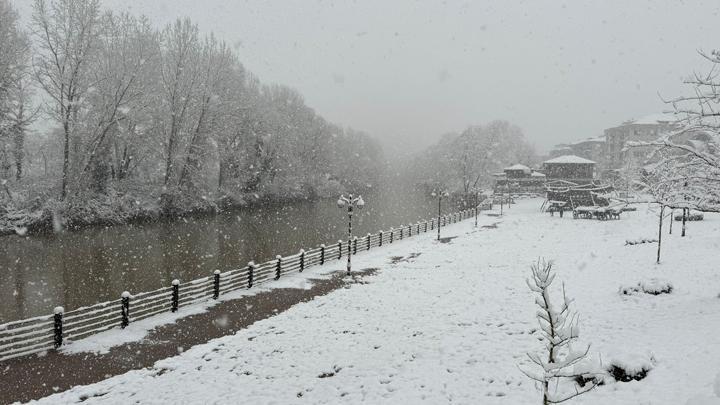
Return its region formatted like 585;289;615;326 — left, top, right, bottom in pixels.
11;0;720;155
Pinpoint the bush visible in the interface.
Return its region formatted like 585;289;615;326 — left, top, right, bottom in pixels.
620;279;673;296
674;210;704;221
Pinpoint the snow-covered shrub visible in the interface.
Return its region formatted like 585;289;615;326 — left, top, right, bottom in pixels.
520;258;599;404
620;279;673;296
625;238;658;246
605;352;655;382
674;210;704;221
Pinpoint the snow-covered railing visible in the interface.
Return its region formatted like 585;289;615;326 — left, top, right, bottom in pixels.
0;208;476;362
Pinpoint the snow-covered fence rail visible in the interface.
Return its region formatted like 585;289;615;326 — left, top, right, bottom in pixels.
0;208;477;362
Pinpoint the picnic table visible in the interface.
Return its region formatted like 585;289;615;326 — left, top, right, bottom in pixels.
546;200;568;217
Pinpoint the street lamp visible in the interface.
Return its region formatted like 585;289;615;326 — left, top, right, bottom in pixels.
472;188;481;227
431;190;449;240
337;194;365;274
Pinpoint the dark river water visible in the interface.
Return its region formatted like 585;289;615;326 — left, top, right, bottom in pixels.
0;186;462;323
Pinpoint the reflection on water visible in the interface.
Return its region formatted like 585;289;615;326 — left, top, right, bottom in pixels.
0;187;459;323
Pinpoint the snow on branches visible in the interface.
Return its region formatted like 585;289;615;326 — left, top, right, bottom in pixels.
520;259;598;404
629;50;720;213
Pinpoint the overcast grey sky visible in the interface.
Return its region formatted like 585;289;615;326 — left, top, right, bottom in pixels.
15;0;720;153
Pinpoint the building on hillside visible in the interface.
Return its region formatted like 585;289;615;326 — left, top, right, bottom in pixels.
548;144;573;159
566;137;606;167
542;155;596;185
549;137;606;169
604;113;677;170
493;164;546;193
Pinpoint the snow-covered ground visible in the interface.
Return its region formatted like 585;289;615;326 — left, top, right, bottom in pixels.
24;199;720;404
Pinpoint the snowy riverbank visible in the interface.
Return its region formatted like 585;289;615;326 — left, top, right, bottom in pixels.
23;199;720;404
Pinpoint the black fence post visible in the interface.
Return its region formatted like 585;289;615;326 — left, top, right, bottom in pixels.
338;240;343;259
248;261;255;288
408;224;412;237
400;227;404;239
379;231;383;246
353;237;357;255
53;306;63;348
300;249;305;272
213;270;220;299
367;233;371;250
390;227;394;243
431;219;434;230
320;244;325;265
121;291;130;328
171;280;179;312
275;255;282;280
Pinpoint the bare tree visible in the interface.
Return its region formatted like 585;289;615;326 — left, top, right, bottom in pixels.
0;0;33;184
72;11;159;193
158;18;200;186
177;35;235;190
31;0;100;199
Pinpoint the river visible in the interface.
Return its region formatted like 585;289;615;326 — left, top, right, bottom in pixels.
0;186;463;323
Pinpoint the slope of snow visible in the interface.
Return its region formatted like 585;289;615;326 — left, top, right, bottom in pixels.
25;200;720;404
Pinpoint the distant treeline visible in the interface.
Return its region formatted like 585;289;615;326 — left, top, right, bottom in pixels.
400;120;536;196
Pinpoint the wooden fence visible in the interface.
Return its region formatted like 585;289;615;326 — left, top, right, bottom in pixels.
0;208;476;362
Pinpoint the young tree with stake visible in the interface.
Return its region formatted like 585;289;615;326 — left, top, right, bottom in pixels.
520;259;598;404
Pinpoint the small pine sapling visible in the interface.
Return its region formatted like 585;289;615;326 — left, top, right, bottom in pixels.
520;259;598;404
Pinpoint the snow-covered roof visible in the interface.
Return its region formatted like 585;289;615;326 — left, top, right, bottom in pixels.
543;155;596;165
531;171;546;177
625;113;677;125
503;164;531;173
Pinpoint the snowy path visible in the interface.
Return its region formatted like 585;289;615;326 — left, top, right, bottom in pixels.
25;200;720;404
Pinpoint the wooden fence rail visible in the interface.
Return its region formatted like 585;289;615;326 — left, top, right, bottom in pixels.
0;208;476;362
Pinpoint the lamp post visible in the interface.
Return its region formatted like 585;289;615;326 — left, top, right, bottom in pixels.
473;188;480;227
431;190;449;240
337;194;365;274
500;186;504;216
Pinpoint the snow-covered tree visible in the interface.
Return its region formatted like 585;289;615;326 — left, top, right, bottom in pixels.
31;0;101;199
520;259;597;404
633;50;720;214
0;0;32;183
407;120;535;196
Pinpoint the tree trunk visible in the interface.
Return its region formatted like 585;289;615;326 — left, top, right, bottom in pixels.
12;105;25;181
682;208;687;237
218;158;226;191
657;205;664;264
669;209;673;234
61;121;70;200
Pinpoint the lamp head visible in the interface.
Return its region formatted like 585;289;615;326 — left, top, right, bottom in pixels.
337;198;346;209
356;196;365;209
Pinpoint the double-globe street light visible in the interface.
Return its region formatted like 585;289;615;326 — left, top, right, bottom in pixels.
431;190;449;240
337;194;365;274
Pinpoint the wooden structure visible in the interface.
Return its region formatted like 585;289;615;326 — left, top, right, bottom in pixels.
542;182;624;220
542;155;596;185
493;164;546;194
